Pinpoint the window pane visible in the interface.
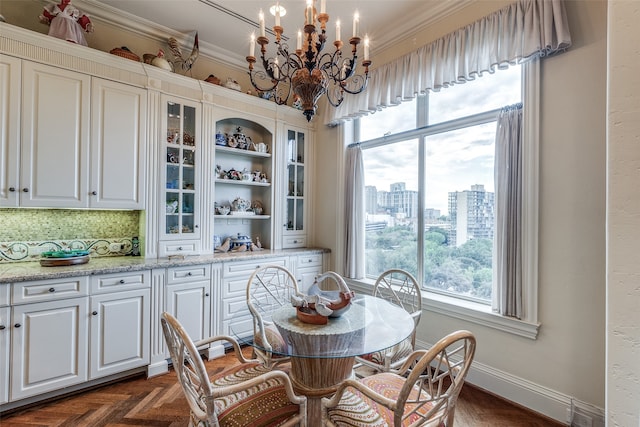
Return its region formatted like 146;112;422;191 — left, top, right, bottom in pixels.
359;98;417;141
423;123;495;302
429;65;521;124
363;140;419;279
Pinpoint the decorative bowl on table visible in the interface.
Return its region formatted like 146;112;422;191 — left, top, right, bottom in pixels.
290;272;355;324
40;250;90;267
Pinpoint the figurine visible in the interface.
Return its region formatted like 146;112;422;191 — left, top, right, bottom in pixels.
39;0;93;46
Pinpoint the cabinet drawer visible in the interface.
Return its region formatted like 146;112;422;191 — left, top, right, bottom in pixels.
0;283;9;307
90;271;149;294
222;276;250;299
221;294;250;320
12;277;89;304
167;264;211;284
222;257;287;278
284;236;306;248
159;240;199;257
297;253;323;268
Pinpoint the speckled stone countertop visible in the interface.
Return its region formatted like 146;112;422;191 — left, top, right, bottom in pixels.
0;248;329;284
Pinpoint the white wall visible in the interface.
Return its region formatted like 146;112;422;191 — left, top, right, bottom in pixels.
606;1;640;426
314;0;607;421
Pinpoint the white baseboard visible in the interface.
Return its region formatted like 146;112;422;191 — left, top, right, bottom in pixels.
415;339;604;426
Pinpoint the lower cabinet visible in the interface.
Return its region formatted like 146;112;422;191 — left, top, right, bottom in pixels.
165;264;212;343
294;253;325;293
0;305;8;405
11;296;90;401
89;271;150;379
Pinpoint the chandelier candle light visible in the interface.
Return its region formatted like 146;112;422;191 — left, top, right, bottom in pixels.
246;0;371;121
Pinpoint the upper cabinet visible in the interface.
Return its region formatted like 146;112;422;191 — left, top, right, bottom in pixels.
0;55;21;207
90;78;147;209
282;126;311;248
213;117;274;251
1;58;146;209
20;61;91;208
158;95;202;256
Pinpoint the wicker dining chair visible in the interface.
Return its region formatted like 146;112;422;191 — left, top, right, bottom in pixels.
161;311;307;427
356;269;423;374
246;265;304;368
322;330;476;427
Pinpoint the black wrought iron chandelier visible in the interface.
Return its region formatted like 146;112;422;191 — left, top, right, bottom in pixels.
246;0;371;122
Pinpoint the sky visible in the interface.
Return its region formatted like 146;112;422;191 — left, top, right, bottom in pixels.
359;66;521;214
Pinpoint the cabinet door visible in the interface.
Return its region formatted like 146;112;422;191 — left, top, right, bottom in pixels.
165;280;211;343
21;62;90;208
0;306;9;404
0;55;21;207
90;289;150;379
90;78;147;209
11;297;89;401
283;127;308;247
160;96;201;242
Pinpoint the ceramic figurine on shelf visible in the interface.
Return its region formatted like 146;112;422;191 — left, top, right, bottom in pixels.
39;0;94;46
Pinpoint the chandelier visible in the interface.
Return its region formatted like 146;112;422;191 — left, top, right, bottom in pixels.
246;0;371;122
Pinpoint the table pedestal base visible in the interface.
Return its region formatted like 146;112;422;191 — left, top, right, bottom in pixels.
289;356;355;425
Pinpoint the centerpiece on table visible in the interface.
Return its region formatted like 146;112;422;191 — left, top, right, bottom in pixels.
291;272;355;325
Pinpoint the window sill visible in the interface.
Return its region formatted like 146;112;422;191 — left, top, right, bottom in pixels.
346;279;540;340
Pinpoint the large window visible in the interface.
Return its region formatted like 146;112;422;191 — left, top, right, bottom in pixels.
359;65;522;303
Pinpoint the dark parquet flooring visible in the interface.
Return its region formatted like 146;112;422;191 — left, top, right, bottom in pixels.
0;347;564;427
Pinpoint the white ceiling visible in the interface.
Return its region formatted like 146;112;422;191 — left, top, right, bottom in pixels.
85;0;469;68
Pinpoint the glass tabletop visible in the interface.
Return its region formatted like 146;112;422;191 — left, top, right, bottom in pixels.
232;294;415;359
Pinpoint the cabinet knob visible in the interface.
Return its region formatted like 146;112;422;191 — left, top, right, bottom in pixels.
8;187;15;192
205;293;209;297
49;287;55;293
187;272;192;276
178;247;183;251
14;323;21;328
22;188;29;193
92;311;98;316
194;225;199;228
91;191;97;196
0;325;5;330
119;279;125;284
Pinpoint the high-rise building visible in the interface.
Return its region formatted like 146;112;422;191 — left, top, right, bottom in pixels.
448;184;494;246
365;185;378;214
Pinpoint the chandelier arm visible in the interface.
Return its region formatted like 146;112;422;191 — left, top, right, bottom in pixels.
325;84;345;107
248;69;279;94
340;73;370;95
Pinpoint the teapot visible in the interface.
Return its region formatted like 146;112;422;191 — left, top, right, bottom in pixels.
230;233;252;250
233;127;252;150
230;197;251;212
215;132;227;146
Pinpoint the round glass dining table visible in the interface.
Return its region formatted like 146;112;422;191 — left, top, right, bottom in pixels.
232;294;415;424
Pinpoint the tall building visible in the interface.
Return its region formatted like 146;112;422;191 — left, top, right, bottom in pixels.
448;184;494;246
365;185;378;214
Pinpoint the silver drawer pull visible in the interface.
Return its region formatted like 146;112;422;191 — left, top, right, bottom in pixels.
119;279;125;284
49;287;55;293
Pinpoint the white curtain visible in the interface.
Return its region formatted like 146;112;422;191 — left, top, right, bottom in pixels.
493;103;524;319
323;0;571;125
344;145;365;279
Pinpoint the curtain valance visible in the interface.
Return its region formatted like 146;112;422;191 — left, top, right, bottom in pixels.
323;0;571;126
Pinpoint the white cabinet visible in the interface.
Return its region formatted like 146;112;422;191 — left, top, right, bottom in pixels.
0;283;10;404
90;78;147;209
213;117;274;251
0;55;21;207
219;257;287;339
10;277;90;401
282;126;312;248
295;253;325;293
89;272;150;379
159;95;201;257
165;265;212;344
10;60;147;209
20;61;90;208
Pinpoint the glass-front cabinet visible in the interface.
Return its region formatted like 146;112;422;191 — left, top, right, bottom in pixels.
160;96;201;255
213;117;273;251
283;127;308;248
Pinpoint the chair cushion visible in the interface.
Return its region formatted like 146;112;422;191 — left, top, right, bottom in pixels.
325;372;441;427
359;336;414;366
210;361;272;386
214;376;301;427
253;323;288;357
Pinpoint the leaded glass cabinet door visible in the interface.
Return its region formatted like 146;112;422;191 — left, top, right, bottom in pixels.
160;96;201;248
283;128;307;248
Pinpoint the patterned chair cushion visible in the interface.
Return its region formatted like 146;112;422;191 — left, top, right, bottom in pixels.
215;377;301;427
253;323;288;358
359;336;414;366
210;362;272;386
325;372;441;427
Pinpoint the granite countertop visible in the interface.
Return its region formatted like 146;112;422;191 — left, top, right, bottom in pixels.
0;248;329;284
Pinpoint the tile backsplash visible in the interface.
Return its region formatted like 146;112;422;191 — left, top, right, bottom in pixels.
0;209;141;262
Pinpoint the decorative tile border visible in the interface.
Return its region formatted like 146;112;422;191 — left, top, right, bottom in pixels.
0;238;134;263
